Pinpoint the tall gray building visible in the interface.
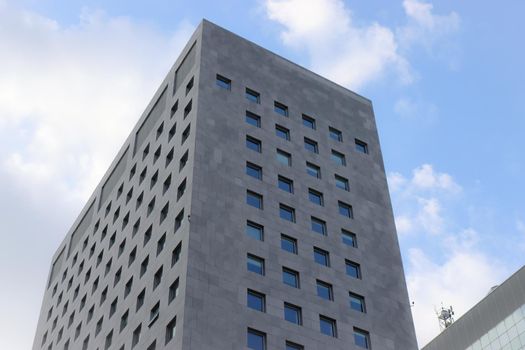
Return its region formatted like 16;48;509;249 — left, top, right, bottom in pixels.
32;20;417;350
423;266;525;350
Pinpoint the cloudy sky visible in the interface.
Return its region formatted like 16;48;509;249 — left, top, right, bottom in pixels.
1;0;524;348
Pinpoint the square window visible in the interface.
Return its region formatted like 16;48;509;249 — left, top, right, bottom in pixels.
247;254;265;275
338;201;353;218
306;162;321;178
320;316;337;337
354;328;371;349
279;204;296;222
329;127;343;141
311;217;326;235
247;290;265;312
284;303;302;325
346;260;361;279
246;111;261;127
304;138;318;153
246;190;263;209
308;188;323;206
275;125;290;140
342;230;357;247
216;74;231;90
314;247;330;267
331;150;346;166
316;280;333;301
335;174;349;191
282;267;299;288
355;139;369;154
274;101;288;117
246;221;264;241
286;341;304;350
302;114;316;129
278;175;294;193
246;136;262;152
349;292;366;313
281;234;297;254
247;328;266;350
246;88;260;103
276;149;291;166
246;162;262;180
165;317;177;344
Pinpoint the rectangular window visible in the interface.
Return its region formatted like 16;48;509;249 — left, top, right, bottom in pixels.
149;302;160;325
286;341;304;350
168;279;179;303
342;229;357;247
276;149;291;166
246;190;263;209
175;209;184;231
140;256;149;277
182;100;192;119
246;136;262;153
275;124;290;140
177;178;186;201
246;162;262;180
284;303;302;325
349;292;366;313
304;137;318;153
157;234;166;256
246;221;264;241
246;88;260;103
329;127;343;141
279;204;296;222
124;278;133;298
311;217;327;235
302;114;316;129
132;324;141;348
120;310;129;331
346;260;361;279
306;162;321;178
165;317;177;344
246;111;261;127
136;289;145;311
181;124;191;144
153;266;163;289
274;101;288;117
172;242;182;266
278;175;294;193
247;328;266;350
216;74;231;90
247;290;265;312
185;76;194;95
247;254;265;275
179;150;188;171
282;267;299;288
335;174;349;191
320;316;337;337
281;234;297;254
338;201;353;218
316;280;333;301
308;188;323;206
355;139;369;154
331;150;346;166
314;247;330;267
354;328;371;349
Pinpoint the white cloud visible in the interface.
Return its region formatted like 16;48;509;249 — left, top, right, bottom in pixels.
407;245;507;346
412;164;462;193
264;0;460;89
0;3;193;350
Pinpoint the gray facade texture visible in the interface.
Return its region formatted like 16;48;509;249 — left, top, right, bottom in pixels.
32;20;417;350
423;266;525;350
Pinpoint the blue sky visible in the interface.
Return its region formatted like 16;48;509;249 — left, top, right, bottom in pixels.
1;0;524;348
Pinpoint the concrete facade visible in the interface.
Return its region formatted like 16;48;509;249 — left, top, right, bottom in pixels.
423;266;525;350
32;20;418;350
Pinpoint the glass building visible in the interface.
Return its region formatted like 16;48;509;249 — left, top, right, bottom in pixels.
423;266;525;350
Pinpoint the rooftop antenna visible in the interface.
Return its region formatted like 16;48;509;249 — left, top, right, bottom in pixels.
435;303;454;331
